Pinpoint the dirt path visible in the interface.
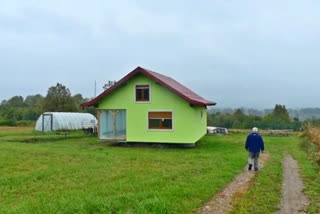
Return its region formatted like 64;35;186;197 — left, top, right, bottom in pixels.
277;154;309;214
200;153;270;214
0;126;32;131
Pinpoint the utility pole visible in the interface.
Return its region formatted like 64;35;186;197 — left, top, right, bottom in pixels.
94;80;96;98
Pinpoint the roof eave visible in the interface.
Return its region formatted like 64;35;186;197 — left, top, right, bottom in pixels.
189;101;216;107
206;102;217;106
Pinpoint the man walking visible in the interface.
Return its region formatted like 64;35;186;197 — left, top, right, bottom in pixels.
245;127;264;171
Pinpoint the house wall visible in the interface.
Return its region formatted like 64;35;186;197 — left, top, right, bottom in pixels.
98;74;207;144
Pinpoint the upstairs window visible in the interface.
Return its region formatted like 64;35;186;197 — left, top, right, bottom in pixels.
136;84;150;102
148;111;173;130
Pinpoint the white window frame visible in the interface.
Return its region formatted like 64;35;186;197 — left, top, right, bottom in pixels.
147;110;174;131
135;83;151;103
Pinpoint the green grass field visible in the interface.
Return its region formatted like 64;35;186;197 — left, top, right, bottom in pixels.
0;128;319;213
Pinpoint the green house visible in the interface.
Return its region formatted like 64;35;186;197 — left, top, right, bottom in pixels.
82;67;216;145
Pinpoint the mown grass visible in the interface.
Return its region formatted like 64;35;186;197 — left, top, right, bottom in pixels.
0;130;249;213
1;130;319;213
230;135;320;214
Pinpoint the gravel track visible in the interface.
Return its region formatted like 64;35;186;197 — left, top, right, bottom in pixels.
200;153;270;214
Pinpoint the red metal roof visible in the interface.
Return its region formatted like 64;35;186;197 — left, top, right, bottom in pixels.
81;67;216;107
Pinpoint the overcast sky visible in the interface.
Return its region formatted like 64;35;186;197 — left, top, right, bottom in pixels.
1;0;319;108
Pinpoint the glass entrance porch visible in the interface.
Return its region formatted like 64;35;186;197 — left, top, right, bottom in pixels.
99;110;126;141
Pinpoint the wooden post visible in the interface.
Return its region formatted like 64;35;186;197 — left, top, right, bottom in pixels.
110;110;119;138
97;110;101;140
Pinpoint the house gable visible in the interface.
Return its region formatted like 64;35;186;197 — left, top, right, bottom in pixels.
81;66;216;108
97;74;207;143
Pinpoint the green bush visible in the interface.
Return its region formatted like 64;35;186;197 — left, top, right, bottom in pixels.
0;119;34;127
16;120;34;127
0;119;17;126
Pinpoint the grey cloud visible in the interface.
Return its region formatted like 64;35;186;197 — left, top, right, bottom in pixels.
0;0;320;108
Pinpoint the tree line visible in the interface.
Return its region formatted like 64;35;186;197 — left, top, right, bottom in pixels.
208;105;320;131
209;107;320;121
1;83;320;130
0;83;94;126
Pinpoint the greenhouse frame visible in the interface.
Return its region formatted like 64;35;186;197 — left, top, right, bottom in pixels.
35;112;97;132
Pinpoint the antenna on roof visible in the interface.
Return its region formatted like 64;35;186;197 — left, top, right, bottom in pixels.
103;80;117;91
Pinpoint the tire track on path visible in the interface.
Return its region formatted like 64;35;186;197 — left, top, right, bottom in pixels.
200;153;270;214
276;154;309;214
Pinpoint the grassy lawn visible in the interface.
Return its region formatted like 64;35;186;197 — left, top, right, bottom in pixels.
0;129;319;213
0;130;248;213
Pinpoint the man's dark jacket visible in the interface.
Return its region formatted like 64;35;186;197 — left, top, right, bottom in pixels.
245;133;264;152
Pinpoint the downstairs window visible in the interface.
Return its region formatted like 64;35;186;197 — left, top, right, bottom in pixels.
148;111;173;130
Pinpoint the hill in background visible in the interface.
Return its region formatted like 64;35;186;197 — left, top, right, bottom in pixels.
208;107;320;121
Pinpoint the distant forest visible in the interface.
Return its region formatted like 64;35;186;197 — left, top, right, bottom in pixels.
208;106;320;131
209;107;320;121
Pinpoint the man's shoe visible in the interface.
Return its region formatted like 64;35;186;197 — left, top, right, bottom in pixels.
254;168;259;171
248;164;252;171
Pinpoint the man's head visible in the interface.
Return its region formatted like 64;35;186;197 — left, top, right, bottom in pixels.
252;127;259;133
